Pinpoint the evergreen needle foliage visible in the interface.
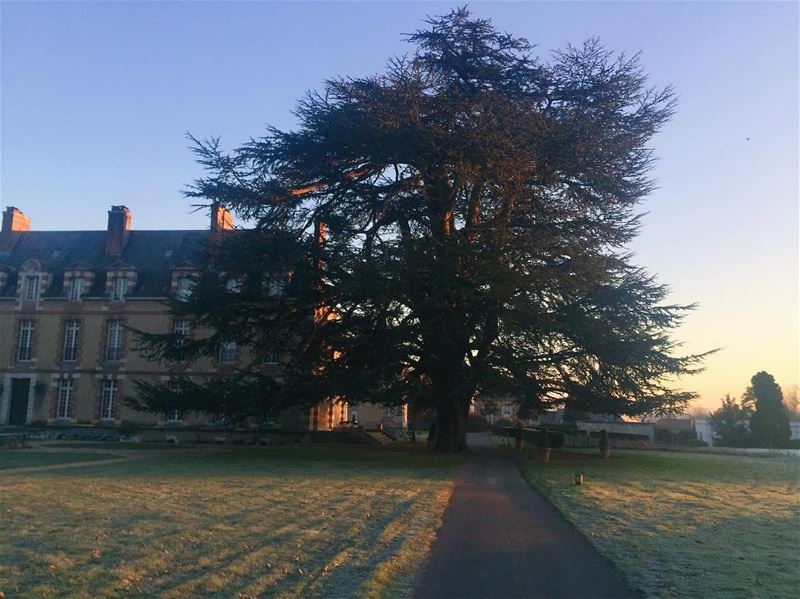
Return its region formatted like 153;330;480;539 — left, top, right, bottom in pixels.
749;371;791;448
129;8;711;451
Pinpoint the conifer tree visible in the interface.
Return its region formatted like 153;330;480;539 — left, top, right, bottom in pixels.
129;8;709;451
748;372;791;448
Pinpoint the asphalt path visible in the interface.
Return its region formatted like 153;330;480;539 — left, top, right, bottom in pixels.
414;433;639;599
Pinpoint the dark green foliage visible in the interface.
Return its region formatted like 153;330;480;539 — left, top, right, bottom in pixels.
708;394;752;447
491;417;520;435
278;407;310;431
539;427;550;448
129;8;709;452
547;430;565;448
467;412;491;432
118;420;142;437
748;372;791;448
655;428;699;446
521;427;564;447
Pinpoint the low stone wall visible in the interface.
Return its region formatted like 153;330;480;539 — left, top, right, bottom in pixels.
575;420;655;443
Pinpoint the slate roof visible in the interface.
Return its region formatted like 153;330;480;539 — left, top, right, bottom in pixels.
0;229;208;298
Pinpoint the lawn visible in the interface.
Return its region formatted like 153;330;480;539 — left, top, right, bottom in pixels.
0;446;461;599
521;449;800;598
0;450;120;470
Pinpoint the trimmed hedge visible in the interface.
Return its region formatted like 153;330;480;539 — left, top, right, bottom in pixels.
500;427;565;448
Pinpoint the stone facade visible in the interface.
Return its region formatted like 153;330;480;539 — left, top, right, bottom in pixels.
348;402;407;432
472;395;520;424
0;205;344;430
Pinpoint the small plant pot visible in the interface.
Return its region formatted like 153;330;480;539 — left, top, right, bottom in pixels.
575;473;583;485
538;447;551;462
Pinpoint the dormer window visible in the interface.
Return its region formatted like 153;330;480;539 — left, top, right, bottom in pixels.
23;275;40;302
105;263;137;303
176;276;195;301
17;260;48;302
64;267;94;303
170;266;198;300
69;277;84;302
111;276;127;302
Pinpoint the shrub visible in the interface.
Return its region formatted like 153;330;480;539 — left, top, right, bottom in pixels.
119;420;141;437
278;407;309;431
539;427;550;448
547;430;565;448
467;412;491;432
523;428;564;448
410;407;436;432
655;428;674;444
492;417;522;435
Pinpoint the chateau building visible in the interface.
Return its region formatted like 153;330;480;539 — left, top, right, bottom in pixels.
0;205;353;429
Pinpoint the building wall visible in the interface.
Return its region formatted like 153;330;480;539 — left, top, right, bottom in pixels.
695;419;714;446
473;396;519;424
575;420;655;442
0;294;243;425
309;399;348;431
349;402;407;430
0;205;365;432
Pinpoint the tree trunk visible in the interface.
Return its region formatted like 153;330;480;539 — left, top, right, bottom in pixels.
434;395;469;452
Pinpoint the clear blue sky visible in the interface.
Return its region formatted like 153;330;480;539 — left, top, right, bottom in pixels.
2;1;798;408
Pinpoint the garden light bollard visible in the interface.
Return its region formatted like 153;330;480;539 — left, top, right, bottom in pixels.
575;472;583;485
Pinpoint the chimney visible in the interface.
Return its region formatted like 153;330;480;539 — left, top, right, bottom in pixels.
105;205;132;256
210;203;233;234
0;207;31;252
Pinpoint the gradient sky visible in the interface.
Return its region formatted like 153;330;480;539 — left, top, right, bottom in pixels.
2;1;797;410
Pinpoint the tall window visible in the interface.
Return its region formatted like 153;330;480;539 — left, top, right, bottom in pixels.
267;278;286;296
176;277;195;300
17;320;34;361
111;276;127;302
24;276;40;302
384;406;403;418
105;320;123;361
225;278;241;293
219;340;236;364
167;379;183;422
172;320;190;363
69;277;84;302
62;320;80;362
100;380;118;421
57;379;73;420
